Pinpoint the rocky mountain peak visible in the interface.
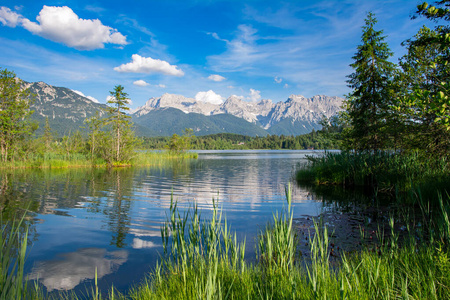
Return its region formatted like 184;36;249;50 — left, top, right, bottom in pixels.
133;92;344;133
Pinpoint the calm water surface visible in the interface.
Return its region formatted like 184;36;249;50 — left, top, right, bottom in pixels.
2;150;345;295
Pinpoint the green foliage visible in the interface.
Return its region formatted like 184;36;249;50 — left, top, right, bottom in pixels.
104;85;135;163
166;128;194;153
84;111;103;161
345;12;396;151
0;68;36;162
296;151;450;198
257;185;297;275
143;130;342;150
393;4;450;156
1;212;36;300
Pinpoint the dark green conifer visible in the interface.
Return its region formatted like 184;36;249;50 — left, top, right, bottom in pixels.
345;12;396;151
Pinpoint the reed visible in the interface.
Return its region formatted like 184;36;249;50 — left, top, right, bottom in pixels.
296;150;450;194
0;212;38;300
257;184;296;275
0;150;198;170
131;151;198;167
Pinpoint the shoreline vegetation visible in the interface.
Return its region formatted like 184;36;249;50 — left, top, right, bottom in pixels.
0;151;198;170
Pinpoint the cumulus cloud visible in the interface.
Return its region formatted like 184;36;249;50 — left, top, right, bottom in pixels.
133;79;150;87
208;74;226;82
72;90;99;103
114;54;184;76
274;76;282;84
0;6;127;50
195;90;224;105
133;80;165;88
248;88;261;102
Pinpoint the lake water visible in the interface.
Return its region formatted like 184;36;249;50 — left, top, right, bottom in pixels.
2;149;366;295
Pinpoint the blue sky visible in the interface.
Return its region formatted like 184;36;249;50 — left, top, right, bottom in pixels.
0;0;438;108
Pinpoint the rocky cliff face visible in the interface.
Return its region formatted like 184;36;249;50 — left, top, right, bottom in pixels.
23;81;107;135
132;93;218;116
133;93;344;130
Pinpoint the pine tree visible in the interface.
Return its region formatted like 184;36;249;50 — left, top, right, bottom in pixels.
105;85;136;163
345;12;396;151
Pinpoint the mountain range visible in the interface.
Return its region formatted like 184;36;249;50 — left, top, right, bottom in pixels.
23;80;344;137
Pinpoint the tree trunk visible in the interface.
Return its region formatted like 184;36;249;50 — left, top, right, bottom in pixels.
117;126;120;162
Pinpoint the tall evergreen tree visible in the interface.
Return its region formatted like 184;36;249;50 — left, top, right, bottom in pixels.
0;68;35;161
345;12;396;151
105;85;137;163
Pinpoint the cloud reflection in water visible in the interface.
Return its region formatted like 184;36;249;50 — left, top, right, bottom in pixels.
29;248;128;291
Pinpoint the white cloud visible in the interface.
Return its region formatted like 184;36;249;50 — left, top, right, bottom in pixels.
208;74;226;82
274;76;282;84
207;25;269;72
284;83;289;88
72;89;99;103
133;79;150;87
0;6;128;50
114;54;184;76
0;7;22;27
231;94;245;100
195;90;224;105
248;88;261;102
133;80;165;88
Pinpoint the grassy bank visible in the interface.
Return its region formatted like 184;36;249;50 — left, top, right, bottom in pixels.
0;151;198;170
3;185;450;299
296;151;450;194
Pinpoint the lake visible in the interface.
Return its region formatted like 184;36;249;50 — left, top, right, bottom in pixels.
2;149;373;295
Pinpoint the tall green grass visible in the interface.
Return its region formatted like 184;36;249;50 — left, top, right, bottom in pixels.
296;151;450;193
0;212;41;300
0;150;198;170
131;151;198;167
